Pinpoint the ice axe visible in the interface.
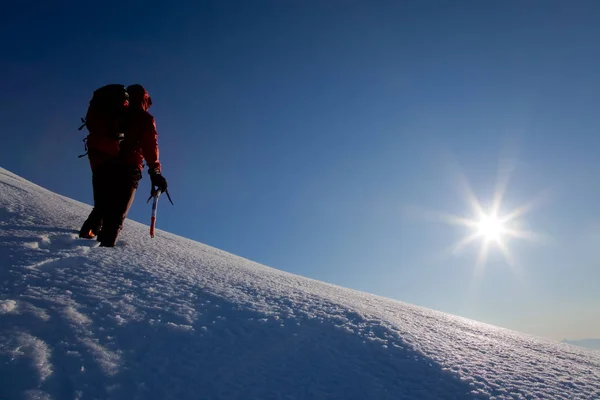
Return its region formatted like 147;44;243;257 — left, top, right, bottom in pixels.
147;188;173;238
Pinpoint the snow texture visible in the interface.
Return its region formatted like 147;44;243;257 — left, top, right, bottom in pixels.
0;166;599;400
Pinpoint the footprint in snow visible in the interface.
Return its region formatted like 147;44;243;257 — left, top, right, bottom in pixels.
21;233;102;270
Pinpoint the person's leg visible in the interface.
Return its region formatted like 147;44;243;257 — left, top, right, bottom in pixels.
78;209;102;238
79;168;106;238
97;164;141;247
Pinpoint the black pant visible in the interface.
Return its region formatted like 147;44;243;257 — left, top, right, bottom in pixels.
80;161;142;246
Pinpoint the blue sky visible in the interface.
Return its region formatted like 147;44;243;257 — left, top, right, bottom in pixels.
1;0;600;341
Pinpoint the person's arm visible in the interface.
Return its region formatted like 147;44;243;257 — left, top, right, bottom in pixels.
140;113;168;193
140;114;161;173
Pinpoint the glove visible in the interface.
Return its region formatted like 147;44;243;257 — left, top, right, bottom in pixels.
149;168;168;193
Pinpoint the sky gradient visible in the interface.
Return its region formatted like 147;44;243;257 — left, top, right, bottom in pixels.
2;0;600;341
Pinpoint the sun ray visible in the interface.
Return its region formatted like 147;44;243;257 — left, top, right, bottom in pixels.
452;232;481;254
496;237;526;281
503;228;546;243
455;171;486;219
500;188;552;224
471;240;490;284
496;238;513;267
438;213;480;229
402;206;481;230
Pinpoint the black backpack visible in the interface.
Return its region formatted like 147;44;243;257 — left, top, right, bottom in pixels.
78;84;130;158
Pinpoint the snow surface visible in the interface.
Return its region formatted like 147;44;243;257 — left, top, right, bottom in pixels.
0;166;599;400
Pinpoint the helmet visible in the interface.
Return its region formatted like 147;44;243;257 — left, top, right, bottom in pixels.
127;84;153;111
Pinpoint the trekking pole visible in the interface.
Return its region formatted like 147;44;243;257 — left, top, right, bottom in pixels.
149;190;161;238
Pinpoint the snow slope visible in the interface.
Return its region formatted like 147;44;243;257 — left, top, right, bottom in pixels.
1;167;599;400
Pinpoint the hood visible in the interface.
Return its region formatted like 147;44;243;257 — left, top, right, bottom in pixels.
127;84;152;111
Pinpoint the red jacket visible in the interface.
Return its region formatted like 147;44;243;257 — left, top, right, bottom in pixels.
120;109;161;172
87;104;161;173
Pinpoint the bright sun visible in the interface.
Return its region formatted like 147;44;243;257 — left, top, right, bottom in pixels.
423;156;548;275
476;214;505;243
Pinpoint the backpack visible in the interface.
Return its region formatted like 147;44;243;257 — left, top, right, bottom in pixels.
78;84;130;158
